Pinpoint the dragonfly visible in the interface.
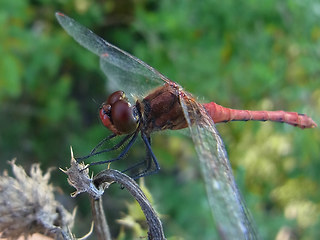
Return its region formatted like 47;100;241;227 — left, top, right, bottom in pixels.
56;12;317;240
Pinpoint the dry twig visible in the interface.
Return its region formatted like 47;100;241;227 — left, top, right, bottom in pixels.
62;147;166;240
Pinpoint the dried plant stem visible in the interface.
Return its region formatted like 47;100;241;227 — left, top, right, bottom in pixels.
90;196;111;240
64;149;165;239
93;169;166;240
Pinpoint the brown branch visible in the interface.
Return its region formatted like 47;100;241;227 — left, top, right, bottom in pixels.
93;170;166;240
63;147;166;239
90;196;112;240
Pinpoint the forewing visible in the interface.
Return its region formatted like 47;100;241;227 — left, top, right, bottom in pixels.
99;54;163;101
56;12;171;100
179;93;257;240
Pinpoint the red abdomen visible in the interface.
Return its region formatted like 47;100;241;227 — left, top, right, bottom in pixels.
204;102;317;129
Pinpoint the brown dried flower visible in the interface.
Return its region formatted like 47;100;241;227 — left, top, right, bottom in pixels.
0;160;74;240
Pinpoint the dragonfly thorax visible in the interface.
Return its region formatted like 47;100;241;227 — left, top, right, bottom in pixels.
141;84;188;133
99;91;139;135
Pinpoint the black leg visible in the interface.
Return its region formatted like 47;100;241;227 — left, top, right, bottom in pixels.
90;133;117;154
76;132;134;161
85;130;139;168
131;133;160;179
121;159;147;174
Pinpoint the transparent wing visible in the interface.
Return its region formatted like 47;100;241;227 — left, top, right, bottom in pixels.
56;12;171;101
180;93;257;240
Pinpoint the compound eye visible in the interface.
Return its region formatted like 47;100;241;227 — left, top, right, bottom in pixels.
111;100;137;134
99;104;114;129
107;91;125;105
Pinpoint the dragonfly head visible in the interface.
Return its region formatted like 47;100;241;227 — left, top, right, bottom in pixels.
99;91;139;135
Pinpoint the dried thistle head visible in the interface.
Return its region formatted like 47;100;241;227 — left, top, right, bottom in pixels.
60;147;104;199
0;160;74;240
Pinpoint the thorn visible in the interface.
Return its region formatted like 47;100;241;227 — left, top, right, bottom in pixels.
71;191;79;197
70;146;74;159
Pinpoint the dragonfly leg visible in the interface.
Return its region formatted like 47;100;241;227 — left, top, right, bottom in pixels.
75;132;133;161
85;130;139;168
131;133;160;179
90;133;117;154
121;134;160;179
121;159;147;175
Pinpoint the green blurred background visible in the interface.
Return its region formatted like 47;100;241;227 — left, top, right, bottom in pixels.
1;0;319;239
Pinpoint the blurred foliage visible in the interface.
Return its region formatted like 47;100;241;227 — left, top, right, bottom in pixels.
0;0;319;239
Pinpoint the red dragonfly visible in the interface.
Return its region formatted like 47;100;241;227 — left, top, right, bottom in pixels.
56;12;316;240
